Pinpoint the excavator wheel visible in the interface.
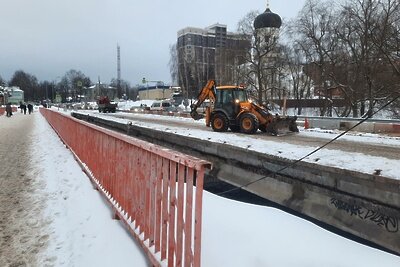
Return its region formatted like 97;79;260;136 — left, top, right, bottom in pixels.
211;113;229;132
239;113;259;134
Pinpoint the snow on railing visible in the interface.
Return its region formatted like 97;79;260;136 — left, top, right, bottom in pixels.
40;107;211;267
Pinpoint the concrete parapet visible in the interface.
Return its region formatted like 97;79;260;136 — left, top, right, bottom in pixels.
309;118;340;130
319;119;400;134
393;124;400;133
350;121;375;133
374;123;394;133
339;121;374;132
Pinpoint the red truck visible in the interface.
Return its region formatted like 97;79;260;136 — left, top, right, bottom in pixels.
97;96;117;113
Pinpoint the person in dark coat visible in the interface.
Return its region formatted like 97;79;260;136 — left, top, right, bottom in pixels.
27;103;33;114
19;102;27;114
22;103;27;114
6;102;12;117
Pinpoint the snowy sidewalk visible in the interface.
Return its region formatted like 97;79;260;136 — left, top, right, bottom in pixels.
0;109;44;267
1;110;398;267
1;111;149;267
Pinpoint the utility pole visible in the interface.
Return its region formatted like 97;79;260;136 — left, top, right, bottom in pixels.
98;76;101;97
117;44;121;98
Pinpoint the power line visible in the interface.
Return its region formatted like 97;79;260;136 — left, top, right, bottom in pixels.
217;94;400;196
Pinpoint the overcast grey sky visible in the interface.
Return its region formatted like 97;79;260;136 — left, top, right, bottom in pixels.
0;0;306;85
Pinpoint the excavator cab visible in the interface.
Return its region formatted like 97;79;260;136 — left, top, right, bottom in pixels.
215;87;246;117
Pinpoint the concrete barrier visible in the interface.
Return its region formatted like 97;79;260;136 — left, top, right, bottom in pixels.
302;118;400;134
394;124;400;133
355;122;376;133
340;121;376;133
374;123;394;133
309;118;340;129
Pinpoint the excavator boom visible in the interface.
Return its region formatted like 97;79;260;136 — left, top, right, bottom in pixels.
190;80;216;120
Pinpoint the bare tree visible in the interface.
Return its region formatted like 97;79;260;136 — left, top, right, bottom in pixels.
59;69;91;102
333;0;399;117
168;43;179;85
290;0;340;116
280;43;312;115
9;70;39;101
38;81;53;101
371;0;400;77
177;44;195;100
371;0;400;117
110;78;131;99
237;10;284;105
0;75;6;87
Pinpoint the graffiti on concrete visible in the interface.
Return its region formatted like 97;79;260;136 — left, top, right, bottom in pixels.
330;198;398;233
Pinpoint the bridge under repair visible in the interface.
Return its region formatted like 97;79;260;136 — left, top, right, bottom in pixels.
72;112;400;255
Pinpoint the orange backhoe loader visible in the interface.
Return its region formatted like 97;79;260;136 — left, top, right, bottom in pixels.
190;80;299;135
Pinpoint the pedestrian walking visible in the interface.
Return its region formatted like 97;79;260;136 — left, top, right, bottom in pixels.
19;102;27;114
22;103;27;114
27;103;33;114
6;102;12;117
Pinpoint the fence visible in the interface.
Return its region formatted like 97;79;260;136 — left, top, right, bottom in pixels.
40;108;212;267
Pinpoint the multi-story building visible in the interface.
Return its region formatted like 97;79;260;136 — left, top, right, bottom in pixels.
177;23;249;99
1;86;24;105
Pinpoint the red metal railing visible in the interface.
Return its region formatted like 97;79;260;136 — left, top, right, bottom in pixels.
40;108;211;267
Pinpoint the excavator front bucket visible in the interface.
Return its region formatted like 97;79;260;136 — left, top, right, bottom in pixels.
265;115;299;136
190;109;204;120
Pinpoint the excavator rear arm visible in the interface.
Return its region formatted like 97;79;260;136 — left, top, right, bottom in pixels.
190;80;216;120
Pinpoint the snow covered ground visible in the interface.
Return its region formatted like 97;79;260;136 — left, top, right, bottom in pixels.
29;108;400;266
83;110;400;180
31;111;149;266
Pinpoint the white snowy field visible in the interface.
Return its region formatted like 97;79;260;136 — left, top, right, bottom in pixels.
31;109;400;266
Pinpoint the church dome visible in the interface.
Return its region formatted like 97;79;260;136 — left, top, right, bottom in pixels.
254;8;282;30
